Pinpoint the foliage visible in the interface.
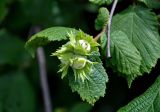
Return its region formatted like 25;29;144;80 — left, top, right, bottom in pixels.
0;0;160;111
26;27;108;104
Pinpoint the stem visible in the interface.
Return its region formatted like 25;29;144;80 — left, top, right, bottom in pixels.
94;32;102;41
37;47;52;112
94;27;106;41
107;0;118;58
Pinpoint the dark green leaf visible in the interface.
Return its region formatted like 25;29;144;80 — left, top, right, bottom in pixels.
69;55;108;105
109;31;142;87
25;27;77;57
138;0;160;9
0;71;36;112
118;75;160;112
111;6;160;85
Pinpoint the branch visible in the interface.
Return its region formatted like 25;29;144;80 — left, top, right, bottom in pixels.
107;0;118;58
37;47;52;112
29;26;52;112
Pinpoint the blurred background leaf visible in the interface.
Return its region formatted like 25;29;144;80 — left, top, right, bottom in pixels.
0;71;36;112
0;29;31;66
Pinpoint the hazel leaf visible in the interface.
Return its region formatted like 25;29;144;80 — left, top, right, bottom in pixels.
25;27;77;57
110;5;160;86
118;75;160;112
69;54;108;105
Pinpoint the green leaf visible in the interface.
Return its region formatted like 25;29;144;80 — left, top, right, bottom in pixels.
0;29;31;66
111;6;160;84
95;7;109;30
0;71;36;112
138;0;160;9
69;55;108;105
25;27;77;57
89;0;113;5
118;75;160;112
109;31;142;87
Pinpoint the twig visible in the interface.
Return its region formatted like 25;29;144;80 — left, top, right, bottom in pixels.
28;26;52;112
94;32;102;41
37;47;52;112
107;0;118;58
94;27;106;41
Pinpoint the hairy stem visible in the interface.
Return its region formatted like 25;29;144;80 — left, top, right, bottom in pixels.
107;0;118;58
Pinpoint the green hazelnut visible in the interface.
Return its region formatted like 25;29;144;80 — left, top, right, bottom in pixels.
71;57;87;69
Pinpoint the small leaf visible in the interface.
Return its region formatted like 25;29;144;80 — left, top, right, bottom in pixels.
25;27;77;57
118;75;160;112
69;55;108;105
0;71;36;112
89;0;113;5
138;0;160;9
95;7;109;30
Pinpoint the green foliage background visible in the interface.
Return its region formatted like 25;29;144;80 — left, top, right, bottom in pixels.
0;0;160;112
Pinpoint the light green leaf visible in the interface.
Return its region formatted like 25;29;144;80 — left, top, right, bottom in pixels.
95;7;109;30
0;29;31;66
0;71;36;112
118;75;160;112
69;55;108;105
138;0;160;9
89;0;113;5
111;6;160;80
25;27;77;57
109;31;142;86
